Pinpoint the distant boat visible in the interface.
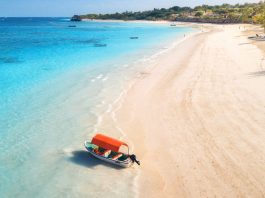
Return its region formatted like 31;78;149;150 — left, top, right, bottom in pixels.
71;15;82;22
94;43;107;47
84;134;140;168
170;24;177;26
248;34;265;41
130;36;139;39
68;25;77;28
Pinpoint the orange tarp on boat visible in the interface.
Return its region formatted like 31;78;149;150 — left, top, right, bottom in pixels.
91;134;128;152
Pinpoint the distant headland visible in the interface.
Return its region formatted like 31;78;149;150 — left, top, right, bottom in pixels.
71;2;265;26
71;15;82;21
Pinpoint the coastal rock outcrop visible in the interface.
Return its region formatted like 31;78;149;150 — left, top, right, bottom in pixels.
71;15;82;22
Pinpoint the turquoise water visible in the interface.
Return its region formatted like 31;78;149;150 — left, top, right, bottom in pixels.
0;17;194;197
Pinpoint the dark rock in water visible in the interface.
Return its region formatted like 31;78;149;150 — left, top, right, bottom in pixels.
68;25;77;28
77;38;101;44
94;43;107;47
42;67;51;71
130;37;139;39
71;15;82;22
0;57;22;64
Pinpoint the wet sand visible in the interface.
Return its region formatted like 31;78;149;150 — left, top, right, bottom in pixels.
115;24;265;197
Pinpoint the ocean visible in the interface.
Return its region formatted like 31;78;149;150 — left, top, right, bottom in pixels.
0;17;195;197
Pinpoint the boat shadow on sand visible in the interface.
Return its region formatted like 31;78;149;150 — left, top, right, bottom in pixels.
68;150;123;170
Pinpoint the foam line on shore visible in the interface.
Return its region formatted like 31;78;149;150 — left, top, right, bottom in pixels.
107;29;202;198
88;26;202;197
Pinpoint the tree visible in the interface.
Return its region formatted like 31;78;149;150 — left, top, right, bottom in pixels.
79;1;265;25
195;11;204;17
253;11;265;31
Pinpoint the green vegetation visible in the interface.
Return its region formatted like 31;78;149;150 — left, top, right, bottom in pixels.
78;2;265;26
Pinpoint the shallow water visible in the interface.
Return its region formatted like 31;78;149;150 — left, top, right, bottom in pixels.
0;17;194;197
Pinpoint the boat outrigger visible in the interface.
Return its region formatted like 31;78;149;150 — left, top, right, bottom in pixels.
84;134;140;168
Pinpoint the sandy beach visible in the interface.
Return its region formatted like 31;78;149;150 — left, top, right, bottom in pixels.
112;24;265;197
3;2;265;196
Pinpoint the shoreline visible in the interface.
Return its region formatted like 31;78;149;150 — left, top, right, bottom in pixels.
92;23;203;197
82;18;260;28
82;19;171;24
112;24;265;197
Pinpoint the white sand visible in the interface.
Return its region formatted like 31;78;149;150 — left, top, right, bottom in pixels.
115;24;265;197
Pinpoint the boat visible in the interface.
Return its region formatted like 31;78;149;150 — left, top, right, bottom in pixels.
170;23;177;26
130;36;139;39
84;133;140;168
68;25;77;28
248;35;265;41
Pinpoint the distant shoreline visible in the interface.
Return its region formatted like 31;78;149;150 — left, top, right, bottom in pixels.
82;18;170;23
80;18;258;27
